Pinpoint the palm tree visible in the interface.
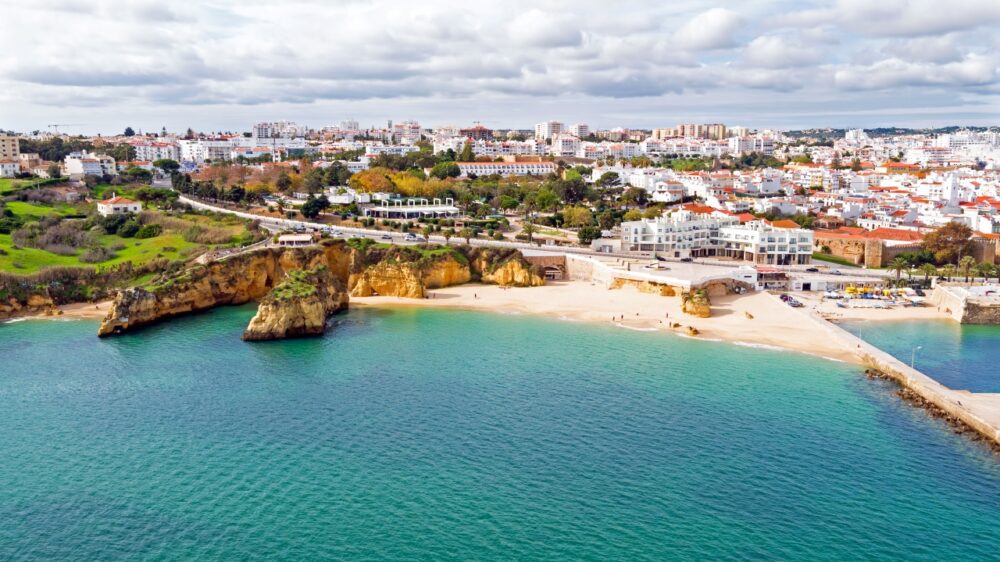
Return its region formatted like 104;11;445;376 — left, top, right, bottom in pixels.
940;264;956;282
421;225;433;240
973;262;994;284
522;222;537;243
919;263;937;285
442;228;454;245
459;227;474;245
959;255;976;283
889;257;908;283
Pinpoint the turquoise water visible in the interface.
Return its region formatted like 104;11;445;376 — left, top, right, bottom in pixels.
1;307;999;560
840;319;1000;392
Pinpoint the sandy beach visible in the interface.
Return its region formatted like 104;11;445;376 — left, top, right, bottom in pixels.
794;292;954;323
352;281;883;364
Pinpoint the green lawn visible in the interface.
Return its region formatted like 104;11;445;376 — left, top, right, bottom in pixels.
0;232;199;274
812;252;858;267
5;201;82;218
0;178;65;195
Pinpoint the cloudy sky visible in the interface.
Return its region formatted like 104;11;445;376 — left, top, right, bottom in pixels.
2;0;998;134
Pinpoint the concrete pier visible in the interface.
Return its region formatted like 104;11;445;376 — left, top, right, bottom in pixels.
801;305;1000;449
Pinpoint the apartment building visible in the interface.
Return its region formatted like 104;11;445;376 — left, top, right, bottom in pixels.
621;209;813;264
534;121;564;140
456;161;557;177
134;141;180;162
64;151;117;178
0;135;19;160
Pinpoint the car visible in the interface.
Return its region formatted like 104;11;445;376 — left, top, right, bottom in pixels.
380;234;393;240
787;299;804;308
779;294;791;302
805;267;820;273
332;230;343;237
829;269;843;276
679;257;694;262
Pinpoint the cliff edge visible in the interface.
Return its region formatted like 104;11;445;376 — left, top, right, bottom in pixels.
242;265;349;341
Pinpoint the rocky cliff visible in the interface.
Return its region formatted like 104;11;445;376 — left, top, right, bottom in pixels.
99;242;353;337
466;248;545;287
97;240;541;337
242;266;349;341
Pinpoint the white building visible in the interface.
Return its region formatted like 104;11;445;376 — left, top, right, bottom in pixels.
0;159;20;177
620;209;813;264
96;195;142;217
134;141;180;162
456;161;557;177
64;151;117;178
534;121;564;140
568;123;590;138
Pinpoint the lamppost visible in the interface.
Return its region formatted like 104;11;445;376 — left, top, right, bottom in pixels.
910;345;923;369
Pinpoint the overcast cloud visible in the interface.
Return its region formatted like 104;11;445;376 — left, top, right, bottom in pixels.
0;0;997;133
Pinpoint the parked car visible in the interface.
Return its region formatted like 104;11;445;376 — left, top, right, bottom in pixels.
380;234;393;240
787;299;804;308
805;267;820;273
779;294;791;302
679;257;694;262
830;269;843;276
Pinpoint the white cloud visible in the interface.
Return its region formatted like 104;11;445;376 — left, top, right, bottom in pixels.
0;0;996;131
672;8;744;51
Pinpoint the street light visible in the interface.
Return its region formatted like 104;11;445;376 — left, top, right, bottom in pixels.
910;345;923;369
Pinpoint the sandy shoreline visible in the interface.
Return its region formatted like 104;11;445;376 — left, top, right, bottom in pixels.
19;282;953;366
351;281;931;364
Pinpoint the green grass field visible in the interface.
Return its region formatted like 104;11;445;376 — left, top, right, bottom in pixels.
0;232;199;274
812;252;858;267
4;201;82;218
0;178;65;195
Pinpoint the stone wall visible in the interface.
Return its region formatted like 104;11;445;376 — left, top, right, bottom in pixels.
930;284;1000;324
814;235;866;265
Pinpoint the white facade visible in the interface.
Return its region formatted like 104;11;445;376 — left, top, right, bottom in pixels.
456;161;557;177
0;159;20;177
568;123;590;138
534;121;564;140
97;196;142;217
621;210;813;264
64;151;117;177
134;142;180;162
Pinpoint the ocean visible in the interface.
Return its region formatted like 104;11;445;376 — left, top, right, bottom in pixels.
1;307;998;560
840;319;1000;393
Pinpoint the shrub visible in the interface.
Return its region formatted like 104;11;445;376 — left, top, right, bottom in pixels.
42;244;77;256
135;224;162;239
79;247;116;263
118;220;141;238
110;242;126;251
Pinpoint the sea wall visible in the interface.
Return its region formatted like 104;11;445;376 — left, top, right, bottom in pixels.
930;284;1000;325
794;298;1000;448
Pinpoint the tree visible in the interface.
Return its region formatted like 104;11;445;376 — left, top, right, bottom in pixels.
458;142;474;162
421;225;433;240
940;264;956;281
922;222;973;265
622;209;643;221
973;262;994;284
919;263;937;284
522;222;537;243
301;195;327;219
124;127;135;137
597;171;620;188
442;228;454;245
46;163;62;179
430;161;461;179
304;169;325;194
889;257;908;282
959;255;977;283
562;206;593;228
152;158;180;174
459;227;474;244
577;225;602;245
499;195;519;213
534;188;559;211
275;170;292;192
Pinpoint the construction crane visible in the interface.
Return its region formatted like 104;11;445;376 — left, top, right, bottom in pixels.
47;124;86;134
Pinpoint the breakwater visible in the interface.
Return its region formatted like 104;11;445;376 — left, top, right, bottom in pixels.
798;300;1000;450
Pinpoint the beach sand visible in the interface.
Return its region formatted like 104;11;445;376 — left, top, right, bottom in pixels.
56;301;112;320
352;281;877;363
795;292;953;323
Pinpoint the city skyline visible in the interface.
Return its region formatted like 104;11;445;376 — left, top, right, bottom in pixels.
2;0;998;134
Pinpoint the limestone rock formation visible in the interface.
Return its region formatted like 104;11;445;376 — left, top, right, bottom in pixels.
467;248;545;287
242;266;349;341
681;289;711;318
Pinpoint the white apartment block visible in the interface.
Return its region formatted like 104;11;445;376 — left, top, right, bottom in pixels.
456;161;557;177
621;209;813;265
253;121;306;138
64;151;117;178
134;141;180;162
534;121;564;140
550;135;580;157
568;123;590;138
726;136;774;156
